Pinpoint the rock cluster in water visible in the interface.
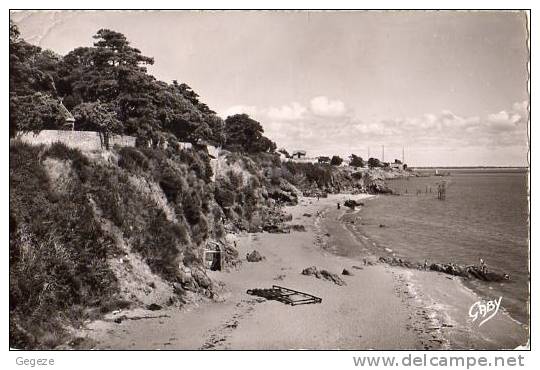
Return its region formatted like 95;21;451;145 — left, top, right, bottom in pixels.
378;256;510;282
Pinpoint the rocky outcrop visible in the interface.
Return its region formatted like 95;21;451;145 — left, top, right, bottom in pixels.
291;224;306;232
429;263;510;282
366;179;393;194
378;256;417;268
377;256;510;282
246;250;265;262
268;189;297;205
344;199;364;209
301;266;346;286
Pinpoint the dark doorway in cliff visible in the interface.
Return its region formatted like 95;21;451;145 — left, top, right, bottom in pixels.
204;241;224;271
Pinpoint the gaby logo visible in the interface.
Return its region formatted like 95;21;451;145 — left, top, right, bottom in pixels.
468;297;502;326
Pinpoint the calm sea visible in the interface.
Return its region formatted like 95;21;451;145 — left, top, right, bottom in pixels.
357;169;529;325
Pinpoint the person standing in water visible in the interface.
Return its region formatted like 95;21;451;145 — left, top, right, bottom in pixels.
480;258;488;274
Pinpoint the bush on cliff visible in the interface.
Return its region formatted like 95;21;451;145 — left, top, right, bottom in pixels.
281;161;333;188
117;146;150;173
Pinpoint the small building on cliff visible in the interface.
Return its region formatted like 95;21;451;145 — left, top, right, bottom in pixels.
59;100;75;130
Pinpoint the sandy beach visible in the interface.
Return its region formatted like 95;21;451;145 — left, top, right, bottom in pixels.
78;194;529;350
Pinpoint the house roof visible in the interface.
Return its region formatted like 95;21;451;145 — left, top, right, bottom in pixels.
59;101;75;122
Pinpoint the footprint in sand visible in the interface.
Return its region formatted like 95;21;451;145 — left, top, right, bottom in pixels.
199;298;260;350
392;273;448;350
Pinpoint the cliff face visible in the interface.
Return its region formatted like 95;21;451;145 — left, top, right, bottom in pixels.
9;141;279;349
267;160;414;196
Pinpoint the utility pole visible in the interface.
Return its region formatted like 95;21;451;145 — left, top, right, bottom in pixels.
402;146;405;163
382;145;385;162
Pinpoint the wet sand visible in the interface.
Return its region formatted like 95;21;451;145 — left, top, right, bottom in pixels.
77;194;528;350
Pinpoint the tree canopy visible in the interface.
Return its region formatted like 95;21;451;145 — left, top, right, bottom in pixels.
9;23;227;148
224;114;276;153
368;157;383;168
278;148;291;158
330;155;343;166
10;93;65;136
72;101;122;149
349;154;365;168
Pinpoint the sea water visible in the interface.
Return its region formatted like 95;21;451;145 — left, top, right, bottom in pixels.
356;169;529;325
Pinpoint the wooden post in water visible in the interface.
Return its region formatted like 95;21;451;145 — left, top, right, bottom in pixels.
437;181;446;200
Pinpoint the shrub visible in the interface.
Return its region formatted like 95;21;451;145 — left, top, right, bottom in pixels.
44;142;91;182
118;146;149;172
183;191;202;225
282;162;333;188
177;148;213;183
330;155;343;166
131;215;186;280
158;165;186;202
215;187;235;208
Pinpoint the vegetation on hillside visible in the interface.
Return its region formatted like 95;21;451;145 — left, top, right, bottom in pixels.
9;22;280;349
10;140;227;348
10;142;120;348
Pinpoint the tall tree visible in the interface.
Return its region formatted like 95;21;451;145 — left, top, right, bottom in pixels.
224;114;276;153
349;154;365;168
72;101;122;149
368;157;383;168
10;21;57;96
330;155;343;166
92;29;154;70
10;93;65;136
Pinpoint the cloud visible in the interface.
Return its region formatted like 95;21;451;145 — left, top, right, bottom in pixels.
267;102;306;121
513;100;529;115
222;96;347;122
220;98;528;163
220;105;258;118
482;102;528;136
309;96;346;117
488;111;512;123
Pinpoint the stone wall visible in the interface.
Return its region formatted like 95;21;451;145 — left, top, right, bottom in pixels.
16;130;221;181
288;157;319;164
16;130;136;151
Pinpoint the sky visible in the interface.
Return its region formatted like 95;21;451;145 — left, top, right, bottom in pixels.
11;10;530;166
